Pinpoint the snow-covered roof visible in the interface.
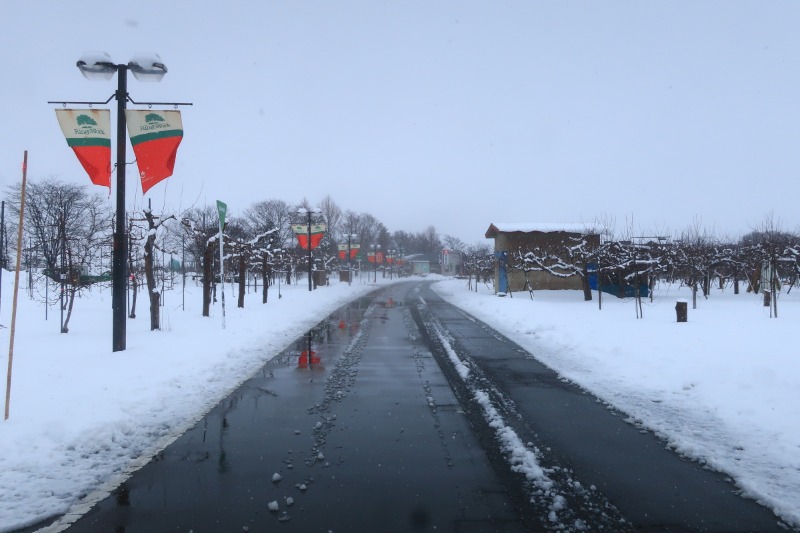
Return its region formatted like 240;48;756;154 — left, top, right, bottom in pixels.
485;223;593;238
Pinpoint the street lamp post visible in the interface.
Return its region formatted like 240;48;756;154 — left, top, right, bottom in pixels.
53;52;190;352
297;208;321;292
388;249;396;280
371;244;380;282
346;234;357;287
63;54;156;351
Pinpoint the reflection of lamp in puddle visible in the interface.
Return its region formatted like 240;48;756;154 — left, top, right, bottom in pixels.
298;351;320;367
298;330;320;367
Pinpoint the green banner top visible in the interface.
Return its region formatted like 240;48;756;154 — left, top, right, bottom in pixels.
216;200;228;229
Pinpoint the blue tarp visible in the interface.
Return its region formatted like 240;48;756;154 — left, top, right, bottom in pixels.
587;263;649;298
495;251;508;293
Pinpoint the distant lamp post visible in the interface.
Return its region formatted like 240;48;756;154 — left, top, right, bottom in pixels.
297;207;322;291
388;249;396;280
370;244;380;282
63;52;184;352
345;233;357;286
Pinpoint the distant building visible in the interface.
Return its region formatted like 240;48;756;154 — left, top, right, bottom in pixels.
440;249;462;276
411;260;430;275
485;223;599;293
404;252;442;276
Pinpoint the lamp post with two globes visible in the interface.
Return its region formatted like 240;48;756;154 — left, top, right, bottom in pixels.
50;52;191;351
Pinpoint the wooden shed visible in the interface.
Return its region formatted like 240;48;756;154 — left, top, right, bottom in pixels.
485;223;600;294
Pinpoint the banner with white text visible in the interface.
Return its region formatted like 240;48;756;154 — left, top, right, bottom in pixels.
125;110;184;193
55;109;112;188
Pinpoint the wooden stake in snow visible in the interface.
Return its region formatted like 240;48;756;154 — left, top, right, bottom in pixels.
5;151;28;420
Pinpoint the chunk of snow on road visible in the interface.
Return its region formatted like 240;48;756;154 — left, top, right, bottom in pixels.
473;390;548;485
431;324;470;379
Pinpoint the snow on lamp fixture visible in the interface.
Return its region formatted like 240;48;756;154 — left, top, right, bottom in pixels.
76;51;116;80
128;54;167;82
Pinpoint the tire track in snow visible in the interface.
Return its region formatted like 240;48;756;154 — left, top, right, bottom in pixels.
413;296;632;532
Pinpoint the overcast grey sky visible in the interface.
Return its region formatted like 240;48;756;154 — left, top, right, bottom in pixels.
2;1;800;244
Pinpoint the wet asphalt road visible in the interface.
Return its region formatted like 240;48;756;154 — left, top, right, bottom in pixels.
52;282;527;533
37;281;789;532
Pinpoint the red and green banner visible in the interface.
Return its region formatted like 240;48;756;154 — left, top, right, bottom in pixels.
293;223;326;250
125;110;184;194
338;243;361;260
55;109;112;188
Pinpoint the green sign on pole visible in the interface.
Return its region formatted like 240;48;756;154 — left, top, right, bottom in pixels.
216;200;227;229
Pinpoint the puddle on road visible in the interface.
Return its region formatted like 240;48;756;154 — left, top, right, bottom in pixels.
264;294;371;373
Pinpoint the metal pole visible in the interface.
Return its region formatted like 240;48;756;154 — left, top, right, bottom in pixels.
181;236;185;311
219;224;226;329
112;64;128;352
347;234;352;287
307;331;312;367
60;210;66;333
0;200;4;308
307;212;312;292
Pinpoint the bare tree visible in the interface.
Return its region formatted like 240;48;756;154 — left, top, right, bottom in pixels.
317;195;342;242
416;226;442;254
675;220;716;309
140;208;176;330
6;178;110;274
243;199;294;250
745;215;795;317
182;206;219;317
6;178;111;332
442;235;467;253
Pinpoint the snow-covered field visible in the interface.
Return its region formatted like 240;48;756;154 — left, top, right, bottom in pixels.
1;272;799;530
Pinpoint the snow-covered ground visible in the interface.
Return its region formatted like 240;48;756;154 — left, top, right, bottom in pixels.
1;272;799;530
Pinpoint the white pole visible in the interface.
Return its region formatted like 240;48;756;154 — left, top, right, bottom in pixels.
219;228;225;329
